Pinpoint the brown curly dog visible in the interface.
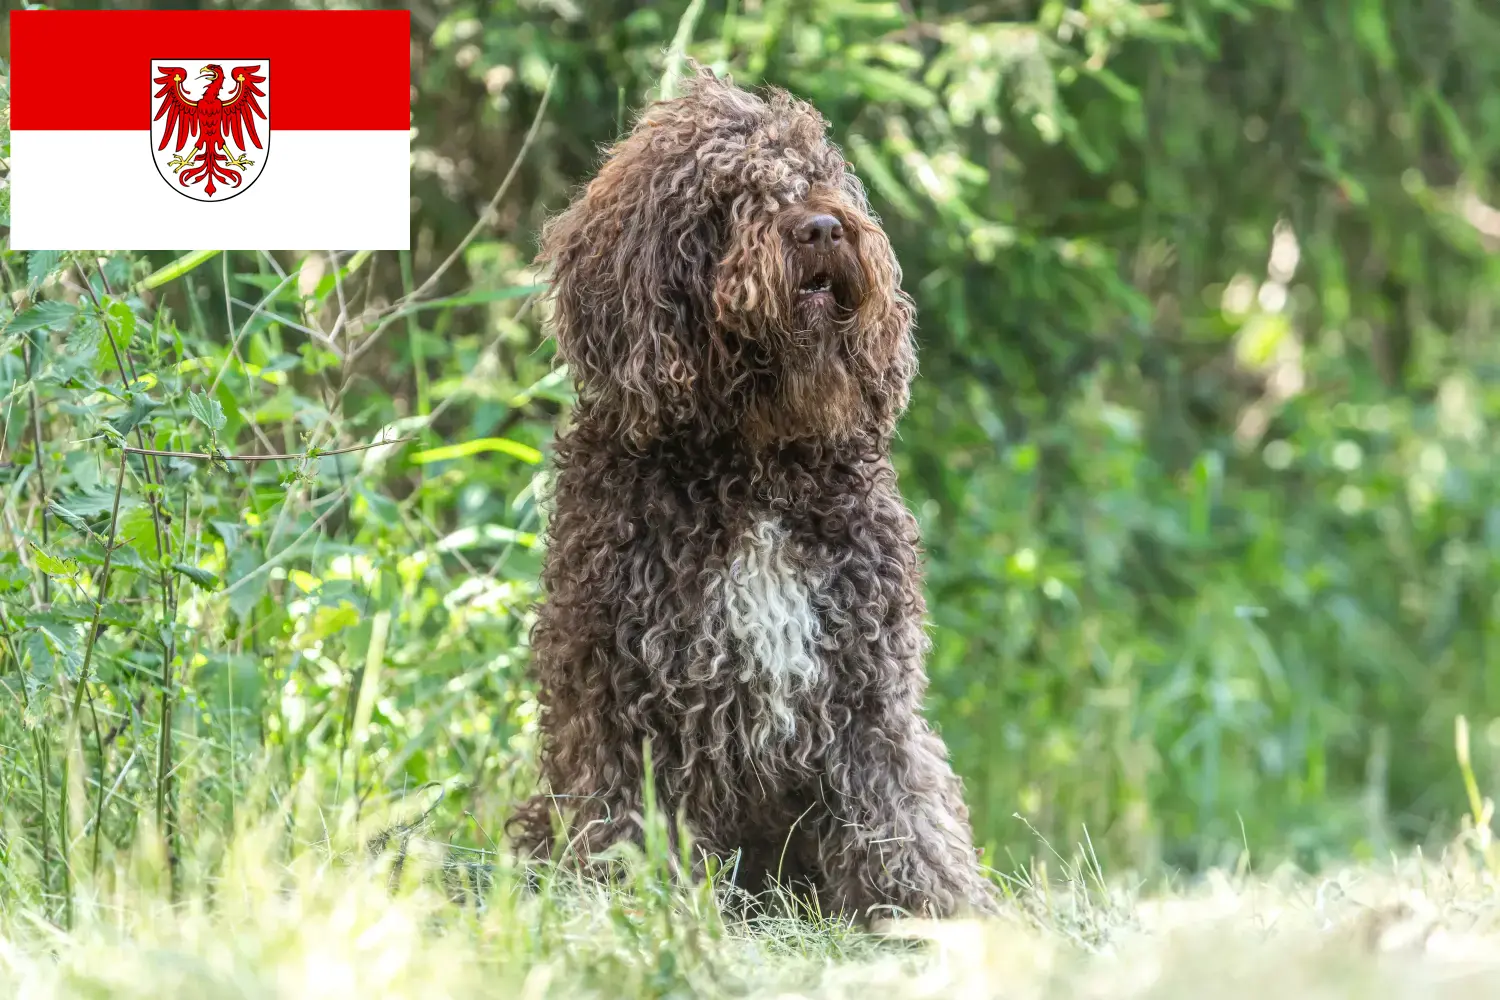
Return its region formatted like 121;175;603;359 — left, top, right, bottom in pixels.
509;63;997;921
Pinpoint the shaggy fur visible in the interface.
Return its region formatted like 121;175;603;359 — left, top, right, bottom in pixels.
510;64;998;920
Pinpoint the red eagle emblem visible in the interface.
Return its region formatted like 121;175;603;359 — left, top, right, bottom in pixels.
150;59;270;201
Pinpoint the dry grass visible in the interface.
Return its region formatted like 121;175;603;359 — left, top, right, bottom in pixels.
3;722;1498;999
6;790;1500;1000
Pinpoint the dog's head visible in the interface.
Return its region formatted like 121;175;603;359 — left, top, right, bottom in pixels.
538;64;915;450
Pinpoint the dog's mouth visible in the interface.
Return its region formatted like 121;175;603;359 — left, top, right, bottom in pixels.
797;269;835;302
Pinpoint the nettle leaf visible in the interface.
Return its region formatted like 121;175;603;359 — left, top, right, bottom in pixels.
30;621;84;679
103;255;133;290
213;381;246;442
121;506;162;562
172;561;219;590
0;564;31;593
27;250;64;289
210;519;242;553
51;600;140;632
47;501;94;535
46;600;100;624
187;390;228;433
112;392;162;438
52;484;140;519
102;297;139;375
23;630;60;681
107;543;153;574
97;601;142;630
226;545;269;621
60;316;103;377
29;542;80;580
4;300;77;335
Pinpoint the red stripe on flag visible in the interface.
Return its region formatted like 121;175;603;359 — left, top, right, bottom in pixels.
10;10;410;130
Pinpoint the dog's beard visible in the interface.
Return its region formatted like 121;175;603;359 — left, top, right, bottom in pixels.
736;242;905;447
744;326;867;448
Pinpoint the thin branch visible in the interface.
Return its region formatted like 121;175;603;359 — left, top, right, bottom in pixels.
345;67;557;369
121;436;412;464
227;296;344;356
63;447;127;924
328;250;352;348
75;261;181;874
23;331;50;605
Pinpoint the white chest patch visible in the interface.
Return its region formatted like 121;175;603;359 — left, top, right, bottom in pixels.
722;519;825;747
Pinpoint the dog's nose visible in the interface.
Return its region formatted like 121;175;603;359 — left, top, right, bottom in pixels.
796;214;844;253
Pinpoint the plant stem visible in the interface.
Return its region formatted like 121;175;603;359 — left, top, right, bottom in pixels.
23;333;50;606
58;447;128;926
121;437;410;463
400;250;436;530
0;611;54;906
76;261;181;886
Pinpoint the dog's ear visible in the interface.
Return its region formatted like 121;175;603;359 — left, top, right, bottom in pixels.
840;175;918;431
537;131;721;447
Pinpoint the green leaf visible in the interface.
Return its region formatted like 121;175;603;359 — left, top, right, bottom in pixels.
27;250;63;289
52;484;138;519
4;300;77;335
47;501;94;535
102;297;139;373
210;520;242;553
213;380;247;434
187;391;228;433
121;506;161;562
96;600;143;630
0;564;31;593
106;544;153;574
61;316;103;379
112;392;162;438
195;653;266;716
846;134;921;220
355;485;402;528
410;437;543;465
172;561;220;590
36;622;84;679
29;542;80;580
24;626;82;682
226;545;268;621
843;64;939;108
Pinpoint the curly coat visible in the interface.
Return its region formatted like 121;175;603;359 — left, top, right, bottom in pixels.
510;65;997;920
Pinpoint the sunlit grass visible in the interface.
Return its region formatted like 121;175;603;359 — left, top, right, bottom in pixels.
7;772;1500;1000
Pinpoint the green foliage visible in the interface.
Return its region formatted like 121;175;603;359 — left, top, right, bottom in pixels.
0;244;558;917
5;0;1500;928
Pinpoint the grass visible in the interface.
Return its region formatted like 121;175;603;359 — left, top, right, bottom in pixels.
5;767;1500;1000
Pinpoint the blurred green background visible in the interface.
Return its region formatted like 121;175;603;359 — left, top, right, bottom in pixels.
5;0;1500;895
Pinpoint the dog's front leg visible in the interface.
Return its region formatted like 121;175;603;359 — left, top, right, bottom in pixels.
818;720;999;921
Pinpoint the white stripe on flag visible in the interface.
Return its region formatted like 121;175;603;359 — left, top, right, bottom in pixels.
10;130;410;250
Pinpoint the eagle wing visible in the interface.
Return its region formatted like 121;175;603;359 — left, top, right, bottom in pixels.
220;65;268;152
152;66;199;152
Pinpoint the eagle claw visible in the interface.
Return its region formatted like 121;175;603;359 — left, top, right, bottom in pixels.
223;151;254;170
166;152;196;173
